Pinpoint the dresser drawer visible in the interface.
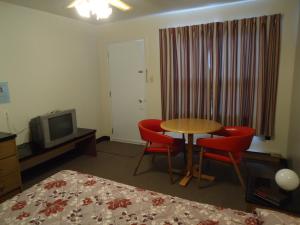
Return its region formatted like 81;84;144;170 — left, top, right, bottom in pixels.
0;140;16;159
0;156;20;177
0;171;21;196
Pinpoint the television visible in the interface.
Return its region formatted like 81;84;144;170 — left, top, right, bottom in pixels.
30;109;78;149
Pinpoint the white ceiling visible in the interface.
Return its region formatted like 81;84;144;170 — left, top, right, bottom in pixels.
0;0;244;24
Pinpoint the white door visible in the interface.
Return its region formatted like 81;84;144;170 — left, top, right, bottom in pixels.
108;39;146;144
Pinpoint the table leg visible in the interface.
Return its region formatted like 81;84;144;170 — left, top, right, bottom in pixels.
179;133;193;186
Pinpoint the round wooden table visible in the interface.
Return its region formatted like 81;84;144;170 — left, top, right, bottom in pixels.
161;118;222;186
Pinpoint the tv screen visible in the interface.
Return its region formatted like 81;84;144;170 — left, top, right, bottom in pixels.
48;114;74;141
30;109;77;148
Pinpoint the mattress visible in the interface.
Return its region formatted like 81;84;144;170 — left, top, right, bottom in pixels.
0;170;265;224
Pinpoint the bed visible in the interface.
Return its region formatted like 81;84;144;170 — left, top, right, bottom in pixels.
0;170;298;225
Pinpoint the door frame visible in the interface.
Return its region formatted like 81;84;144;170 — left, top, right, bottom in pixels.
107;39;147;145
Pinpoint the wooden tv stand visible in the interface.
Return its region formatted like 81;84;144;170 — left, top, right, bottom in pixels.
18;128;97;171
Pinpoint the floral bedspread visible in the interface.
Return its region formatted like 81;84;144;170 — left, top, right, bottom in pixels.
0;170;262;225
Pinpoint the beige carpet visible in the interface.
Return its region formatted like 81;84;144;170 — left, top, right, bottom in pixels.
22;141;247;211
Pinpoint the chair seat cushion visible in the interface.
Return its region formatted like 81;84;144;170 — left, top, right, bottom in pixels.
204;151;239;164
146;138;185;155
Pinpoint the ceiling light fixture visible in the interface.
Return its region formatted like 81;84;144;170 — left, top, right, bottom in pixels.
68;0;131;20
71;0;112;20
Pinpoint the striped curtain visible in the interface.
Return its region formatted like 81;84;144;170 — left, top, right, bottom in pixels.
159;14;281;137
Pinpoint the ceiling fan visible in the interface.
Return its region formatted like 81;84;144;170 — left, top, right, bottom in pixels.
68;0;131;20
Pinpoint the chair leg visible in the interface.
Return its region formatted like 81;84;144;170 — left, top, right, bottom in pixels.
183;149;187;165
228;152;245;189
205;158;210;170
167;149;174;184
198;147;204;187
133;152;145;176
152;154;156;164
133;143;148;176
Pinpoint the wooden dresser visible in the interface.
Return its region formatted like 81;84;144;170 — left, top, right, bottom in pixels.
0;132;22;203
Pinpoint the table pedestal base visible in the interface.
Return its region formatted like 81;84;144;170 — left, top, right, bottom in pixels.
179;165;215;186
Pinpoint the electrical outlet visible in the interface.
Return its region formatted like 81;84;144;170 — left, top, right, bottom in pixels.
0;110;7;117
0;111;5;117
0;110;7;132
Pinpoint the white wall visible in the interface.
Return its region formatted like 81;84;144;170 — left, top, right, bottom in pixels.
1;0;299;158
0;2;102;144
96;0;300;156
288;3;300;174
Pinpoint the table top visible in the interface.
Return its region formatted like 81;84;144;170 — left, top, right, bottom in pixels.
161;118;222;134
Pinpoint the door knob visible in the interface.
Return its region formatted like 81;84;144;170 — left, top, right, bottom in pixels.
138;99;143;103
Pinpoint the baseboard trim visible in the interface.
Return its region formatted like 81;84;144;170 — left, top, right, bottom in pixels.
110;137;144;145
96;136;110;143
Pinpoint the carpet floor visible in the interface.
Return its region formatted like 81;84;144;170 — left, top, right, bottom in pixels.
22;141;247;211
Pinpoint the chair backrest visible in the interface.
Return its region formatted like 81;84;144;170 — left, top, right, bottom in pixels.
199;126;255;162
138;119;173;144
220;126;255;152
201;126;255;151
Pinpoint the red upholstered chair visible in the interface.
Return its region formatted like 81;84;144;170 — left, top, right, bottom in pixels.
196;126;255;188
135;119;185;183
